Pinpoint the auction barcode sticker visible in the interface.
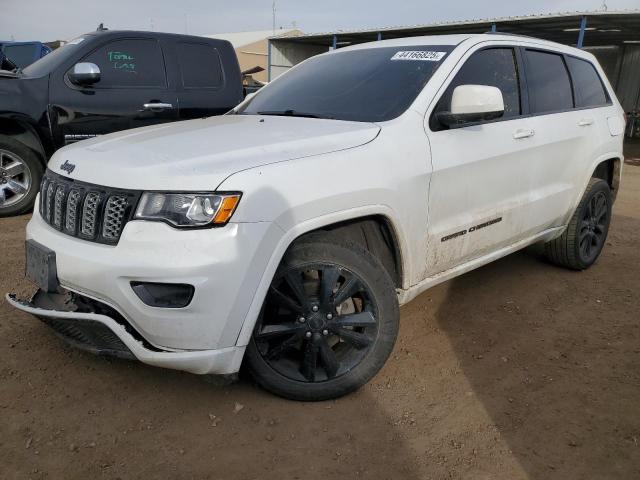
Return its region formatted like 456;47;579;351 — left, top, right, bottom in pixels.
391;51;446;61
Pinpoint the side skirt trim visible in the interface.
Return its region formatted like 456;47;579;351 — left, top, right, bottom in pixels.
397;226;565;305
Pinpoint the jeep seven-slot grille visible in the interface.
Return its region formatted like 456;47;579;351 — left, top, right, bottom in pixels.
39;171;141;245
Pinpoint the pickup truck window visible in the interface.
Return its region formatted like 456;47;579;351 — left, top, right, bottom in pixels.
82;39;166;88
566;56;609;108
22;40;83;77
431;48;521;130
177;42;224;89
239;45;454;122
525;49;573;114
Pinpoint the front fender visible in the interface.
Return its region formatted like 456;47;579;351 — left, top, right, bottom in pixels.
230;204;407;347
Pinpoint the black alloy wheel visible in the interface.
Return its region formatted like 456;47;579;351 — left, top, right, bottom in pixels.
578;190;608;263
245;238;399;401
254;263;378;383
545;178;612;270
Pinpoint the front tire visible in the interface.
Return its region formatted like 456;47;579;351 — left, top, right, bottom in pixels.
0;135;43;217
545;178;612;270
245;237;399;401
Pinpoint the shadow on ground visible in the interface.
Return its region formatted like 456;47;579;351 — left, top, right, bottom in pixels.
428;214;640;479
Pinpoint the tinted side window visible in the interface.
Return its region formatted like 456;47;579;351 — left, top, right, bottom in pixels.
566;56;608;108
177;42;224;89
525;50;573;114
82;39;166;88
433;48;521;126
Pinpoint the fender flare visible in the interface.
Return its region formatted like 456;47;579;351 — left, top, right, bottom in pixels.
233;204;408;347
559;151;622;229
0;115;48;163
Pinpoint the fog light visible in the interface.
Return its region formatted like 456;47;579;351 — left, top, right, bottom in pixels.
131;282;195;308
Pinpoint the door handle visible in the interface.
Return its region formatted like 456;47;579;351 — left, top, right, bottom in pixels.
578;118;594;126
143;102;173;110
513;128;535;139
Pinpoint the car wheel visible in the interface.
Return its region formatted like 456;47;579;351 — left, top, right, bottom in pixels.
0;135;43;217
245;237;399;401
545;178;612;270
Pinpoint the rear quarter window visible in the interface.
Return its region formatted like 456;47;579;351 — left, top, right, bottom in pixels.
177;42;224;89
566;56;609;108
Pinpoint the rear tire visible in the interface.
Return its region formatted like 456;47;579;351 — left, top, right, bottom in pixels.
245;237;399;401
0;135;43;217
545;178;612;270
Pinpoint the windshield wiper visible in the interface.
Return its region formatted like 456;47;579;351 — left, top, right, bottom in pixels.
257;110;333;120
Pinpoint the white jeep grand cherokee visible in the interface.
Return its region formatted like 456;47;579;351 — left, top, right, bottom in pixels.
7;34;625;400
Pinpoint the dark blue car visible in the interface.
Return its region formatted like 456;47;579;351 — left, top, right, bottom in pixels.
0;41;51;69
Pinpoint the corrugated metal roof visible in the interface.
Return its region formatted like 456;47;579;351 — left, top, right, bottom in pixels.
289;9;640;38
205;29;300;48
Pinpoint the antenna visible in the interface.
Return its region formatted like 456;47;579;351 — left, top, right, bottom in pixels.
272;1;276;35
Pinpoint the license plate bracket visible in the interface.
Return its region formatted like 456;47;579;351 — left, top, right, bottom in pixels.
25;240;59;293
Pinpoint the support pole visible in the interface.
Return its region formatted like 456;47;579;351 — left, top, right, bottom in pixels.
491;23;497;33
267;40;272;82
577;15;587;48
332;35;338;50
377;32;382;41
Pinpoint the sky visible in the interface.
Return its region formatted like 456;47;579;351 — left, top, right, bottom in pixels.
2;0;639;42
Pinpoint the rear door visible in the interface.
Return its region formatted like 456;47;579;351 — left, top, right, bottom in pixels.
49;37;178;145
173;40;243;120
518;48;591;230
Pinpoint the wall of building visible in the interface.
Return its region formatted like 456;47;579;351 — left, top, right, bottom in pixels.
235;38;270;82
269;40;328;80
616;45;640;112
233;30;303;83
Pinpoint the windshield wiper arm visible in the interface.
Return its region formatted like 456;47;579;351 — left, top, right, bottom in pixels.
257;110;333;119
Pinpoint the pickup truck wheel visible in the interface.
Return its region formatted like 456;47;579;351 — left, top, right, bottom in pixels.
245;239;399;401
545;178;612;270
0;136;43;217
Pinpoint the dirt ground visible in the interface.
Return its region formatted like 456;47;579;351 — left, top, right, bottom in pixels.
1;166;639;480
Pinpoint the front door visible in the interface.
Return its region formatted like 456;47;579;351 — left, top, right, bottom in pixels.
49;37;178;147
425;46;539;276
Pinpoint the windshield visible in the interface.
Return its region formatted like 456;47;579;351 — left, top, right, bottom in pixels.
22;37;86;77
239;45;454;122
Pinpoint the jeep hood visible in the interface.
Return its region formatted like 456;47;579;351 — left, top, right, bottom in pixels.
48;115;380;190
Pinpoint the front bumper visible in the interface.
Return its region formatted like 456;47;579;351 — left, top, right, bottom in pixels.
6;292;245;375
23;204;283;352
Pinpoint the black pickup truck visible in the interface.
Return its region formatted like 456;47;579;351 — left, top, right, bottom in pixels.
0;30;243;217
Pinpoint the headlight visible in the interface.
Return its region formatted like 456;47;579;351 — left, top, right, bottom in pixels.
134;192;241;227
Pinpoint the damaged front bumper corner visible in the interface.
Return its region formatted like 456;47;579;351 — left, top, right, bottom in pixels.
5;291;245;376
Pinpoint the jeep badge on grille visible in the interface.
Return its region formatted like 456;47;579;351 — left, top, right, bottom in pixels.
60;161;76;175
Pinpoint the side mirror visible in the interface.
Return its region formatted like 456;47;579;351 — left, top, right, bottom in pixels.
437;84;504;128
68;62;101;86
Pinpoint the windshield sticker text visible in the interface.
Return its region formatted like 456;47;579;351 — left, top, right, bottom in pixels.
391;51;446;62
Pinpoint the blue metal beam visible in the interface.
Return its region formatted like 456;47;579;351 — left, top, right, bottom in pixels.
332;35;337;49
577;15;587;48
377;32;382;41
491;23;497;33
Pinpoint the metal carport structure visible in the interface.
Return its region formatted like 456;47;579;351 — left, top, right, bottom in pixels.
268;10;640;116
